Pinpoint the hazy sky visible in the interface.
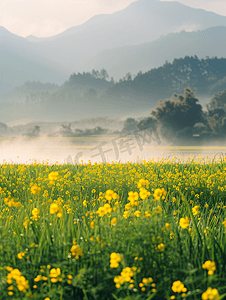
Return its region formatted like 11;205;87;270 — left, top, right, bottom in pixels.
0;0;225;38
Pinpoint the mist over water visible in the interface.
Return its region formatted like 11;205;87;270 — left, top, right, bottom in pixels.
0;136;225;165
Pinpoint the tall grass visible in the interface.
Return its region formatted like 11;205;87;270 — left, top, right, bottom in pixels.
0;158;226;299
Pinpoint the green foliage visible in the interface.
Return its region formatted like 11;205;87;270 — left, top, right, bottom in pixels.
208;90;226;110
151;88;204;141
106;56;226;100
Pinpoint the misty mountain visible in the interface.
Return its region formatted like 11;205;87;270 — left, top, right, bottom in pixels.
83;26;226;80
0;26;68;93
0;81;59;102
27;0;226;75
2;0;226;94
104;56;226;100
2;56;226;125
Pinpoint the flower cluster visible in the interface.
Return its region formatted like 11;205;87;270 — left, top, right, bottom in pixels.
192;205;200;216
111;217;117;226
179;216;190;229
201;287;220;300
96;203;112;217
157;243;165;252
139;187;151;200
202;261;216;275
153;188;167;201
30;184;41;195
6;267;29;295
49;268;62;283
50;203;63;218
137;179;149;189
48;171;59;184
4;197;21;208
139;277;156;292
70;243;83;259
125;191;139;210
114;267;136;288
31;208;40;221
110;252;121;268
17;252;26;259
171;280;187;298
105;189;119;202
34;265;51;284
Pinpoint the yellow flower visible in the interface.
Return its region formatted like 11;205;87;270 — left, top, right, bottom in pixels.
49;268;61;279
139;187;151;200
31;208;40;221
222;220;226;228
111;217;117;226
165;223;170;230
105;189;114;201
34;275;42;282
104;203;112;214
172;280;185;293
202;287;220;300
48;171;59;181
30;184;41;195
128;191;139;203
157;243;165;252
123;211;129;219
179;216;190;229
50;203;59;214
110;252;121;268
145;211;151;217
96;206;105;217
142;278;149;284
137;179;149;188
153;188;167;201
8;285;14;290
90;221;95;229
50;203;62;217
202;260;216;275
70;244;83;259
192;205;200;216
134;210;141;217
17;252;25;259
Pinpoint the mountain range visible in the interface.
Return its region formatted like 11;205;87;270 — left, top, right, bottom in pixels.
1;0;226;93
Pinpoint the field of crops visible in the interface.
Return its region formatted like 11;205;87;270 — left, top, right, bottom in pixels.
1;158;226;300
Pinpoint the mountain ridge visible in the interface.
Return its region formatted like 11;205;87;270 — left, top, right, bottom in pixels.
2;0;226;92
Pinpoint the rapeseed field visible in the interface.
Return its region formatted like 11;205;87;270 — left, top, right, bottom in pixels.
0;158;226;300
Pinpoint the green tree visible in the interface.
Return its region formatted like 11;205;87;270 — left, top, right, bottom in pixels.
151;88;204;141
208;90;226;110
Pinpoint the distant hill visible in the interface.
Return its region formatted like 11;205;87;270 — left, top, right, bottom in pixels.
27;0;226;75
83;26;226;80
0;81;59;102
104;56;226;100
0;27;67;93
2;0;226;93
2;56;226;124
